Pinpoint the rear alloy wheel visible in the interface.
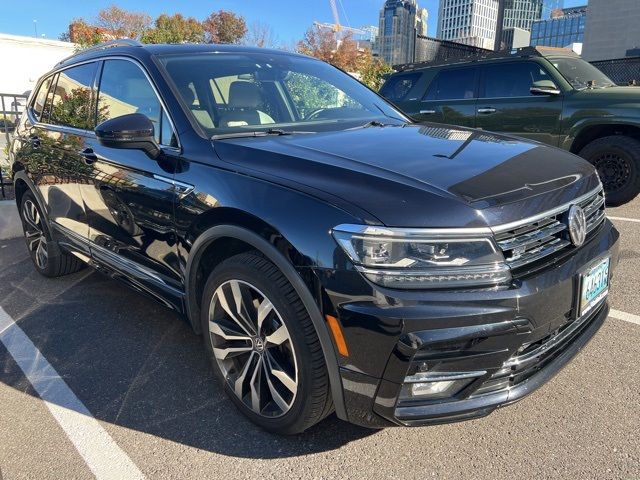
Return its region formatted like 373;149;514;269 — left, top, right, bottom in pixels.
580;135;640;206
22;198;49;270
19;191;85;277
201;252;333;434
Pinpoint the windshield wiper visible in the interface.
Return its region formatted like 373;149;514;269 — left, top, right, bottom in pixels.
212;128;310;140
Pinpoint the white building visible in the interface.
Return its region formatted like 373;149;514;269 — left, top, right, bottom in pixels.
437;0;500;50
0;33;76;95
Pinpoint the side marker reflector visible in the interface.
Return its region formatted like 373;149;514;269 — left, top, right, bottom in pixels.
325;315;349;357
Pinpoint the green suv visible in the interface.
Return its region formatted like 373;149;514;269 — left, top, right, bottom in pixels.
381;47;640;205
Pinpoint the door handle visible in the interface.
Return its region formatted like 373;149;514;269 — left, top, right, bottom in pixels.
477;107;497;114
79;148;98;164
419;109;437;114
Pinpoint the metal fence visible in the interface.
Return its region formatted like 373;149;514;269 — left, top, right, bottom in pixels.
591;57;640;86
0;93;29;198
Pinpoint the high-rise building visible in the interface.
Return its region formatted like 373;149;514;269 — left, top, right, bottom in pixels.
530;6;586;48
582;0;640;61
378;0;429;65
437;0;500;51
496;0;562;49
501;26;531;50
502;0;543;30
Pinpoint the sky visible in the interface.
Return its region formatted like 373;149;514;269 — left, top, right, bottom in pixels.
1;0;588;46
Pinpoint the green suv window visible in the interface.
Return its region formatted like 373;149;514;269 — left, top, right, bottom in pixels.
482;62;553;98
424;68;478;101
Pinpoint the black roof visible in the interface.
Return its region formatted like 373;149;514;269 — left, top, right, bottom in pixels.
56;39;308;69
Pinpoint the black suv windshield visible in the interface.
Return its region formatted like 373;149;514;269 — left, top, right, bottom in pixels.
158;52;405;136
549;56;616;89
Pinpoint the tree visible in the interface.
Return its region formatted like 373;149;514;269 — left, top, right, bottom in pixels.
203;10;247;44
244;21;278;48
67;19;109;47
95;5;152;39
297;27;393;91
141;14;205;44
297;28;361;72
358;51;394;91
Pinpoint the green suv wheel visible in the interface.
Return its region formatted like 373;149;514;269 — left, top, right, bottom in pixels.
580;135;640;206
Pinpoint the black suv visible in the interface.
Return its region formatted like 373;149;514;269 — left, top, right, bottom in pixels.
10;40;619;434
381;47;640;206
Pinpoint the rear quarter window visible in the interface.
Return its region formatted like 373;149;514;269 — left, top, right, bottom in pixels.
380;73;422;102
31;76;54;121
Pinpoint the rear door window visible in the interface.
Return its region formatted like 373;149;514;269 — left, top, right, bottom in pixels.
380;73;422;102
49;62;98;130
424;68;478;101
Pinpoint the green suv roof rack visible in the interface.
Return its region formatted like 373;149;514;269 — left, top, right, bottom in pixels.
395;46;579;73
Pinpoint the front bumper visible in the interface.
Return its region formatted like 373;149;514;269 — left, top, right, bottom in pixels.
316;219;620;428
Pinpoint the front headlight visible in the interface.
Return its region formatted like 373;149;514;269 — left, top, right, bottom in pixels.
332;224;511;289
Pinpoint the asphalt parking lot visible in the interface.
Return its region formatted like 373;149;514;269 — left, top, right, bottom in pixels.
0;200;639;480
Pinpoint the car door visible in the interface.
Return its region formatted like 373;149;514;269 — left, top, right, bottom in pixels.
21;63;98;257
475;61;563;146
81;58;184;307
412;67;479;127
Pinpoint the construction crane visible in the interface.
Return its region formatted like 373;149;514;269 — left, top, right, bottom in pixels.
314;0;367;36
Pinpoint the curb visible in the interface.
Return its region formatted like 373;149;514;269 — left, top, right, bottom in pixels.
0;199;21;240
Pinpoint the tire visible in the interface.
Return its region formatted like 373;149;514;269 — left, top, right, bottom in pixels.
579;135;640;206
200;251;333;434
19;191;85;277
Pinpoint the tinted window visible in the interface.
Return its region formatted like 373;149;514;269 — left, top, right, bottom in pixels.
380;73;421;102
32;76;53;121
283;72;360;120
98;60;176;146
483;62;553;98
160;53;403;134
424;68;477;101
49;63;97;129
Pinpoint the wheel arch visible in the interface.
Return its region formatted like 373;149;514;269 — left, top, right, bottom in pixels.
569;122;640;154
184;222;348;420
12;170;47;218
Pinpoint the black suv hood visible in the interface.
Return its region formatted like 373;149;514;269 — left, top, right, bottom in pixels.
214;124;599;228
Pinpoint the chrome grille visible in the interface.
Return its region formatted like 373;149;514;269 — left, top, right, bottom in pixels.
495;189;606;271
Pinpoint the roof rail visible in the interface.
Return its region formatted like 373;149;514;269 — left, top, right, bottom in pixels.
56;39;143;67
395;45;578;72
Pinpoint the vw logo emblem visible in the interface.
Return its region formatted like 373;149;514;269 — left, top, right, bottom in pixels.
568;205;587;247
253;337;265;352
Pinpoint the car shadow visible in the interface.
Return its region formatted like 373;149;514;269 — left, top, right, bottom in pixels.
0;240;376;459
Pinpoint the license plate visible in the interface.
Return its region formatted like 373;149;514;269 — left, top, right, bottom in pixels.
579;257;610;317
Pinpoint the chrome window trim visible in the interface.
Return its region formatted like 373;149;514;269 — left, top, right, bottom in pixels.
28;55;181;151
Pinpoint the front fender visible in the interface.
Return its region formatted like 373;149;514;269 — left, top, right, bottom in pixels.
184;224;348;421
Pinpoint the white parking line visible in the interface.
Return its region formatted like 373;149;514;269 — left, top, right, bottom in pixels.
610;309;640;326
608;215;640;224
0;307;145;480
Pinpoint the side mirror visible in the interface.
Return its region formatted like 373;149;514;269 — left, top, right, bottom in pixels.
530;80;561;96
95;113;160;159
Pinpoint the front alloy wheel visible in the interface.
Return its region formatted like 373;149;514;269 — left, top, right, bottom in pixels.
200;252;333;434
208;279;298;418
